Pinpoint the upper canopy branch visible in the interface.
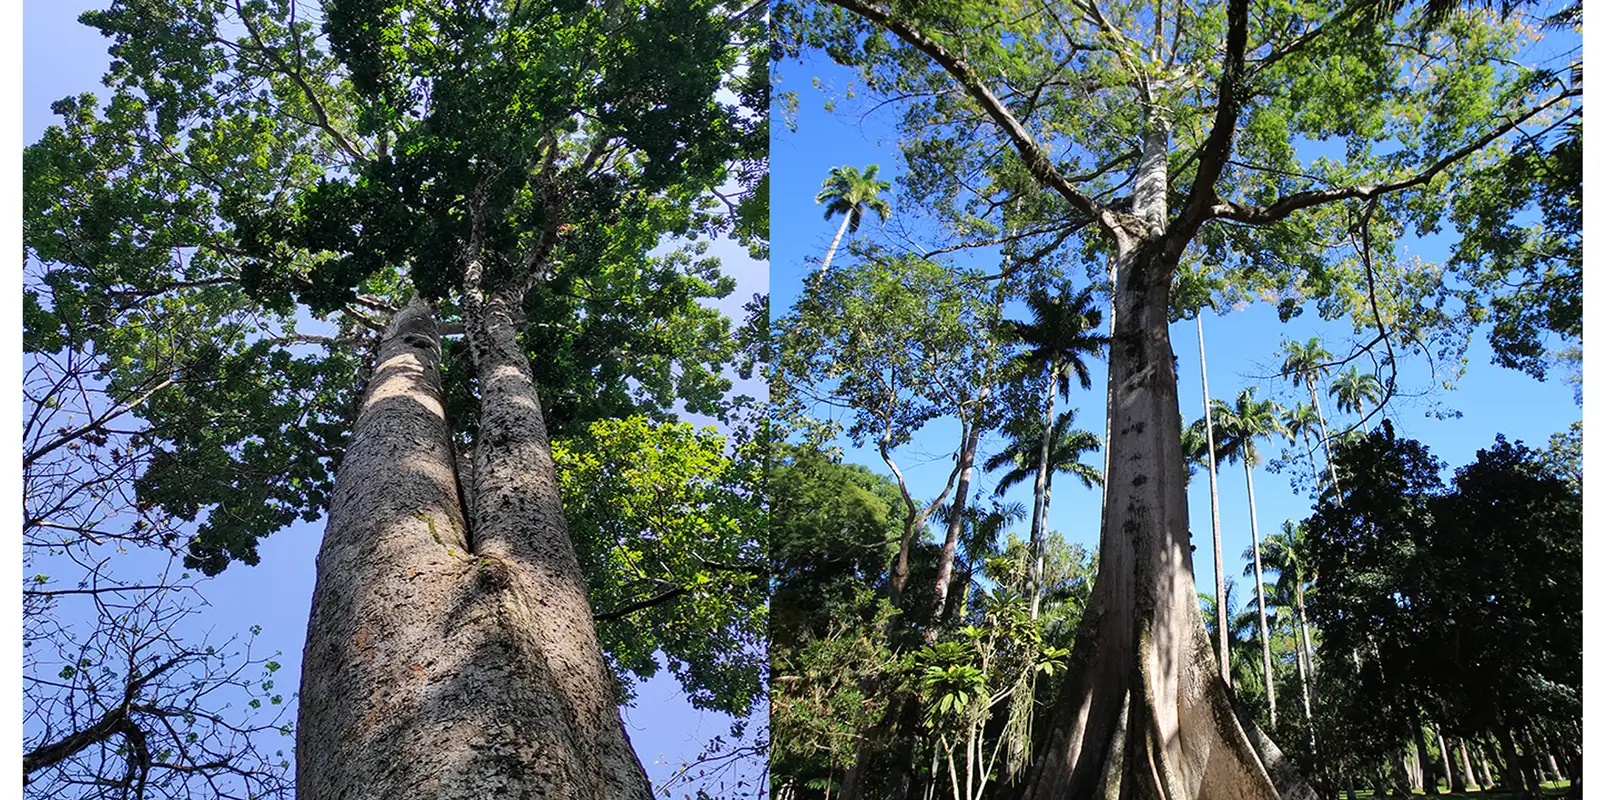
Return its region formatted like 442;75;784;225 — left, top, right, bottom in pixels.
1173;0;1249;239
824;0;1134;238
1210;87;1579;225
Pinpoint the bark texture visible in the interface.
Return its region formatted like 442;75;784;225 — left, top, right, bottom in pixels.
1020;240;1310;800
297;301;651;800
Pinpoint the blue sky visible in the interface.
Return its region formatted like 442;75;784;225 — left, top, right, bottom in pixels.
22;1;766;794
771;43;1582;625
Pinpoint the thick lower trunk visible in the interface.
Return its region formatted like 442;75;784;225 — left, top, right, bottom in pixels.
297;301;651;800
1243;459;1277;728
1433;728;1453;792
1196;312;1229;683
1020;241;1315;800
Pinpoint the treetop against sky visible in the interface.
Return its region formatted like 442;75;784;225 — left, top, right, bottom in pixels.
769;0;1578;621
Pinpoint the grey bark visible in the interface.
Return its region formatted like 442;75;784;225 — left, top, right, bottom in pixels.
1020;115;1314;800
1029;363;1059;620
1243;455;1277;728
931;412;982;627
1306;381;1341;496
1196;311;1229;684
1432;727;1453;792
297;301;652;800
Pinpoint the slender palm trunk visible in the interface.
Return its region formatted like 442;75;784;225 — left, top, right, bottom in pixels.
1196;311;1229;681
1307;380;1341;494
819;212;853;275
297;301;651;800
1029;364;1059;619
1296;587;1315;699
1290;619;1311;726
1434;727;1454;791
1243;455;1277;727
1457;738;1479;788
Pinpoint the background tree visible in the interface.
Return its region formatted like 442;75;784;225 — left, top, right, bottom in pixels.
1328;368;1382;435
1212;388;1286;727
1281;339;1341;493
814;164;892;275
1301;425;1580;799
992;284;1106;618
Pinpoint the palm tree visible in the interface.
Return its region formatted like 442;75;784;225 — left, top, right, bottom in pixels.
814;165;891;275
993;285;1106;618
1199;580;1255;693
940;500;1028;625
1212;388;1285;727
986;408;1104;618
1329;367;1383;434
1281;402;1327;496
1192;306;1232;687
1245;521;1317;728
1280;338;1340;494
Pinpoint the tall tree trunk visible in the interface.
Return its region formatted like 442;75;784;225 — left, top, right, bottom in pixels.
1290;619;1311;728
1295;589;1315;695
1495;726;1529;797
1029;363;1059;619
297;301;652;800
1196;311;1230;683
819;211;853;275
1242;456;1278;728
1455;737;1478;789
1433;727;1453;792
1020;115;1314;800
1413;723;1437;793
932;414;982;626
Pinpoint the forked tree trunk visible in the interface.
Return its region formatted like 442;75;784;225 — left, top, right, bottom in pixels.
297;301;652;800
1196;311;1229;682
932;415;982;627
1019;115;1314;799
